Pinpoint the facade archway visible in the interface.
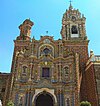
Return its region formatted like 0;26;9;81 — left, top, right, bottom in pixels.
32;88;57;106
35;92;54;106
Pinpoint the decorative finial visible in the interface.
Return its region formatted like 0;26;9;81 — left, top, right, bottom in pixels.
90;49;94;57
33;35;35;39
46;31;48;34
69;0;72;5
69;0;73;10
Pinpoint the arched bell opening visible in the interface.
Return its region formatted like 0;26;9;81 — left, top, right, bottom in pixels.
71;25;78;34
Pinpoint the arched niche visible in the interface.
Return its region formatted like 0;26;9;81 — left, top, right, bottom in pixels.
38;44;54;57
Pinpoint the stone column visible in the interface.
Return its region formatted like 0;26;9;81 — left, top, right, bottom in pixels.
59;63;62;82
15;62;20;81
31;64;34;80
28;63;33;82
67;24;70;38
51;65;54;80
59;41;62;57
75;53;80;106
26;91;29;106
37;65;40;81
61;25;66;40
79;24;82;37
56;64;58;81
82;24;86;37
57;88;63;106
28;90;32;106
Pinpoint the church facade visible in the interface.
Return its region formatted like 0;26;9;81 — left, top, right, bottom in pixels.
0;4;100;106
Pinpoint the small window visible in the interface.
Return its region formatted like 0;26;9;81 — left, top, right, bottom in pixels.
42;68;50;78
71;25;78;34
22;66;27;74
43;48;51;56
63;66;69;80
64;67;69;76
1;88;5;92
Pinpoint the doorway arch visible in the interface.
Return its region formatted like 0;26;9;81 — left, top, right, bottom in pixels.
32;88;57;106
35;91;54;106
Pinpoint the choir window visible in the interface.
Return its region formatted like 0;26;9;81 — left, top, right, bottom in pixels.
42;68;50;78
43;48;51;56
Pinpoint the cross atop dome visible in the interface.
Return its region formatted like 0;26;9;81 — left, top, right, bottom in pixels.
69;0;72;4
69;0;73;10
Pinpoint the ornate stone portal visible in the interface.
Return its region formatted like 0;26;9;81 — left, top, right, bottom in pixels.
32;88;57;106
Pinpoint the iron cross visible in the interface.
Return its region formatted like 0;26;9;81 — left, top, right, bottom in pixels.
46;31;48;34
69;0;72;4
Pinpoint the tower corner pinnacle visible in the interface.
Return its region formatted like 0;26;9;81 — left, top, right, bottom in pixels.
17;19;34;41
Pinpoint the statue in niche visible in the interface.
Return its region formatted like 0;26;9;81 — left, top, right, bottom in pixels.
20;66;28;82
64;67;69;78
22;66;27;74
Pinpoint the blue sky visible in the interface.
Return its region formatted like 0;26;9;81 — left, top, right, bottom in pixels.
0;0;100;73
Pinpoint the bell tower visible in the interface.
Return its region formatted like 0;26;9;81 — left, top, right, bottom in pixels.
60;4;89;102
17;19;34;40
61;3;87;40
60;3;89;69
